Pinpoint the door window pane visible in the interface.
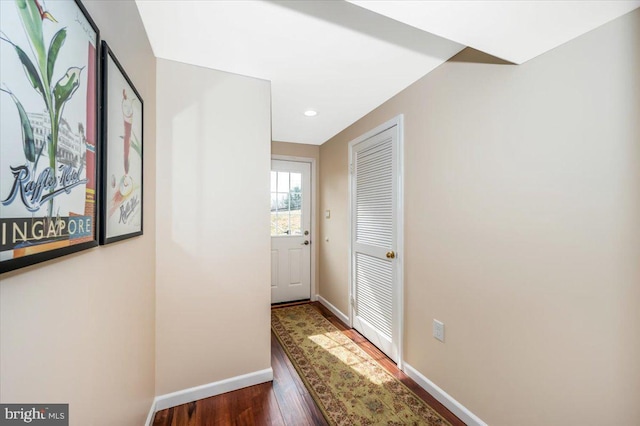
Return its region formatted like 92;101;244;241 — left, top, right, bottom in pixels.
271;211;279;235
290;173;301;192
289;209;301;235
277;193;289;211
277;172;290;193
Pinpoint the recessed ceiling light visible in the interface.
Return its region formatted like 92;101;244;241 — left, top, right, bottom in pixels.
304;110;318;117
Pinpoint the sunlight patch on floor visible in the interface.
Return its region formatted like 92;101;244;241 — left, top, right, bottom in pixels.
308;331;394;385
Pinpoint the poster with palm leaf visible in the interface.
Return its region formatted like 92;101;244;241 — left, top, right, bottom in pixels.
0;0;99;273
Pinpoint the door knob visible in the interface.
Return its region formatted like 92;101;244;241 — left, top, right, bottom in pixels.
301;240;310;246
386;251;395;259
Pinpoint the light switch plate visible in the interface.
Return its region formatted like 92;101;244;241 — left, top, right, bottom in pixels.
433;319;444;342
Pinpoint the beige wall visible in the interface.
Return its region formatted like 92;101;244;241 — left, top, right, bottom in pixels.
156;59;272;395
319;9;640;426
272;141;320;160
0;1;157;425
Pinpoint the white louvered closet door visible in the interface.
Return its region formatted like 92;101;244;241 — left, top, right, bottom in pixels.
351;124;399;362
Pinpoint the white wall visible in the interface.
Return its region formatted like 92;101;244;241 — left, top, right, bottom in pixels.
155;59;272;395
0;1;156;425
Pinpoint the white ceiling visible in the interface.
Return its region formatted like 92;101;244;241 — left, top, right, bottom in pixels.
349;0;640;65
136;0;639;145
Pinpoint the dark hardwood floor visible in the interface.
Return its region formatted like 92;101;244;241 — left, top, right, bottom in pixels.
153;302;464;426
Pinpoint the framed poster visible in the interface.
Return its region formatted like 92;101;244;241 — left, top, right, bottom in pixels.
99;41;143;244
0;0;100;273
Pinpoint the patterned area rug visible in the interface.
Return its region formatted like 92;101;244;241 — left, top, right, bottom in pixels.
271;304;452;426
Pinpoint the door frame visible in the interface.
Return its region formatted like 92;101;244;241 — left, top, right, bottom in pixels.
271;155;318;302
347;114;404;368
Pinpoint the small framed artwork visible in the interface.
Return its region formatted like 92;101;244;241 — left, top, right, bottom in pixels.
99;41;143;245
0;0;100;273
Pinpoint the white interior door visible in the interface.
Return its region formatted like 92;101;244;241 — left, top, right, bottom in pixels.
350;120;401;363
271;160;311;303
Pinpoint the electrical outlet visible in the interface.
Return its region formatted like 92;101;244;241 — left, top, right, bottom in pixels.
433;319;445;342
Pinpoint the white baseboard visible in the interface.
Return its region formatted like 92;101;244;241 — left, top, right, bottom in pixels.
403;363;487;426
317;295;349;325
145;398;158;426
151;367;273;415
